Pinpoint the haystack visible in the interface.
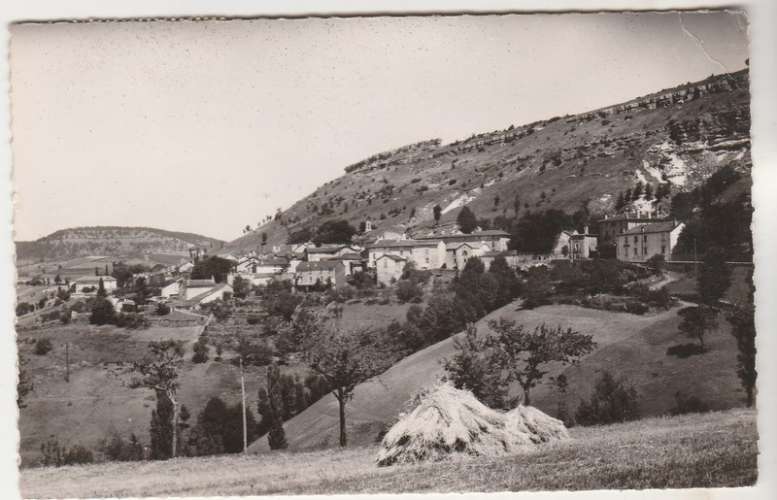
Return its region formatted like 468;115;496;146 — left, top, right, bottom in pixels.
376;383;568;466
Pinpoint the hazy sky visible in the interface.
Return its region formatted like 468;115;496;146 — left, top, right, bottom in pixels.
10;11;748;241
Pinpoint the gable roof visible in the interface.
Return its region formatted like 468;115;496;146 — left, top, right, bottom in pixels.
307;244;354;254
375;254;407;263
187;278;217;288
417;230;510;241
621;221;682;236
296;261;343;272
75;275;117;284
186;283;233;304
368;239;441;249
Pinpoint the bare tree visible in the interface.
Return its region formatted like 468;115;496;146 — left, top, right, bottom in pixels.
133;340;185;458
302;324;382;447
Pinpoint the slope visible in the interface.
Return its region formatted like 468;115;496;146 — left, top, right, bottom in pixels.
250;299;743;453
227;70;750;253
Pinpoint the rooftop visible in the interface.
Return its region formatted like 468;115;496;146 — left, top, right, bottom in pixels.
621;221;682;236
375;254;407;263
75;275;117;283
416;230;510;240
368;239;441;249
296;261;343;272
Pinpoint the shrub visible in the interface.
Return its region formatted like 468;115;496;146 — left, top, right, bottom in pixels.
64;445;95;465
396;280;423;303
646;254;665;273
246;315;261;325
40;438;95;467
575;371;640;426
670;391;710;416
101;432;144;462
89;297;116;325
666;343;705;358
192;338;209;363
34;338;53;356
115;313;150;329
16;302;34;317
155;302;171;316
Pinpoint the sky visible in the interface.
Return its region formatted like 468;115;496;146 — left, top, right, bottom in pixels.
9;11;749;242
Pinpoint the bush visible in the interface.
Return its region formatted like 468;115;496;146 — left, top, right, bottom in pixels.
101;432;144;462
396;280;423;303
64;445;94;465
247;315;261;325
40;438;95;467
155;302;171;316
192;338;209;363
115;313;150;329
575;371;640;426
16;302;34;317
89;297;116;325
646;254;665;273
666;343;705;358
670;391;710;416
34;338;53;356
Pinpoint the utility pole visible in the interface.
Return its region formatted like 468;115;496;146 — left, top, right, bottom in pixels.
240;356;247;454
65;342;70;383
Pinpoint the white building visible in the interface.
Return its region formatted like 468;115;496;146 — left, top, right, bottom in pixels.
375;254;407;286
73;275;118;294
367;239;447;270
616;221;685;263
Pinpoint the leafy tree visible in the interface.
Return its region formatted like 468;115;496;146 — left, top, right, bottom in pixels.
442;324;509;409
133;340;185;458
232;275;251;299
302;325;382;446
191;256;234;283
677;305;718;351
312;220;356;246
16;302;34;317
192;337;209;363
259;363;287;449
698;247;731;305
457;206;478;234
487;319;596;406
632;181;644;199
523;266;553;309
90;297;117;325
575;371;640;425
433;205;442;225
487;256;521;306
54;274;62;285
97;277;107;298
727;272;757;407
513;195;521;216
34;338;53;356
509;209;574;254
261;232;268;247
287;227;313;245
395;279;422;303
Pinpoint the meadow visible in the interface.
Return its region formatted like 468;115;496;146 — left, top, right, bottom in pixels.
20;408;757;497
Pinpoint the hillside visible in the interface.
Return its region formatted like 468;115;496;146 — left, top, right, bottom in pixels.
21;408;757;496
226;69;750;253
15;226;224;264
250;289;747;453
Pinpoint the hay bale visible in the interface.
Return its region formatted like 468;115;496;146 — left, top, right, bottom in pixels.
376;383;569;466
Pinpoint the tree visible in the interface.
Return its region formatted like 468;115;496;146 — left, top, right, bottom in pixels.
644;183;654;200
632;181;644;199
191;256;234;283
457;206;478;234
54;274;62;285
261;232;268;247
513;195;521;216
575;371;640;425
17;354;34;408
727;272;757;407
677;305;718;351
442;324;510;409
287;227;313;245
312;220;356;246
433;205;442;225
698;247;731;306
487;319;596;406
90;297;116;325
133;340;185;458
259;363;287;449
97;277;107;298
302;325;382;446
232;275;251;299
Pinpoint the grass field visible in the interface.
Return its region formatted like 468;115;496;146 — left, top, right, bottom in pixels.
20;408;757;497
250;297;745;452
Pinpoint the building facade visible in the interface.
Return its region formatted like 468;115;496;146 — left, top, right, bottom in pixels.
616;221;685;262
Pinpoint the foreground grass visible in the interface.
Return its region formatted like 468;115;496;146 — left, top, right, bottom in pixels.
20;408;757;498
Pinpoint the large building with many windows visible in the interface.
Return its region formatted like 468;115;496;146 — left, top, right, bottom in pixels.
615;221;685;262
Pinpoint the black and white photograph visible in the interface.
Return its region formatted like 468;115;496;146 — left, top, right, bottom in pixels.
4;2;775;498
